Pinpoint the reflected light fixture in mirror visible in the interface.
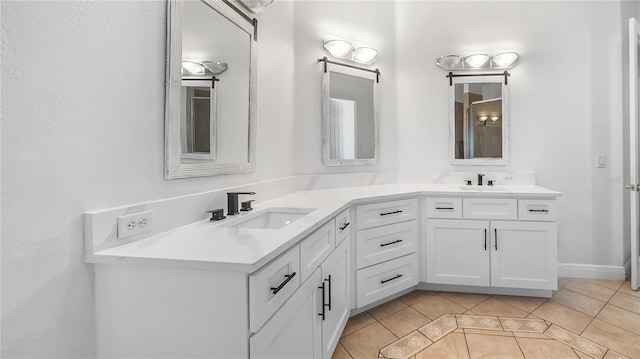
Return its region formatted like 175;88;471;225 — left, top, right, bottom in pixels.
181;61;228;76
323;39;378;65
238;0;273;13
435;52;520;71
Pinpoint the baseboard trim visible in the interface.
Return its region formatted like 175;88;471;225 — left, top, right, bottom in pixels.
558;263;626;280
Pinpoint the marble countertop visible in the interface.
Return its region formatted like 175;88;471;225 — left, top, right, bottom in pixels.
86;184;561;273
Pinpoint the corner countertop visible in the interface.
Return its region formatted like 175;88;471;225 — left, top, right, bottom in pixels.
86;184;561;273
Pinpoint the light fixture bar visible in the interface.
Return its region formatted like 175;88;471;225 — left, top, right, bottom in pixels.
317;57;381;83
446;71;510;86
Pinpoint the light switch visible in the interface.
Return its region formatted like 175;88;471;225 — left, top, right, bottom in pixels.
596;155;606;168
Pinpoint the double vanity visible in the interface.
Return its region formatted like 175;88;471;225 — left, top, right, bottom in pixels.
87;182;561;358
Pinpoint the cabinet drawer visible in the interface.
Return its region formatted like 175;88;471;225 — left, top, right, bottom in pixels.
356;220;418;269
463;198;517;220
249;245;301;333
335;208;351;246
426;197;462;219
356;253;419;307
518;200;557;221
356;198;418;230
299;220;335;283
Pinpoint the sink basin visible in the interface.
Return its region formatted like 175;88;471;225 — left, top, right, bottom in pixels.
459;185;507;191
231;207;316;230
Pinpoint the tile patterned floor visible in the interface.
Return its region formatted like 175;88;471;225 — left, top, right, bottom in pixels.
334;278;640;359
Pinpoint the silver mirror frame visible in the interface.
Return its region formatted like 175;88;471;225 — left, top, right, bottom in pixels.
165;0;257;179
322;63;379;166
449;75;509;166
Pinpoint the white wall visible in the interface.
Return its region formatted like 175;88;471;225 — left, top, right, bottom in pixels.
395;1;626;269
0;1;295;357
292;0;399;174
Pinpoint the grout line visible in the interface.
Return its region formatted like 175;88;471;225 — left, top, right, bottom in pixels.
462;330;472;359
511;334;528;359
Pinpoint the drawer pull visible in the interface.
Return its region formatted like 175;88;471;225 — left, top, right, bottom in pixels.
484;228;487;251
380;210;403;216
339;222;350;231
270;272;296;295
318;281;326;320
381;274;403;284
494;229;498;250
529;209;549;213
325;275;332;311
380;239;403;247
435;207;454;211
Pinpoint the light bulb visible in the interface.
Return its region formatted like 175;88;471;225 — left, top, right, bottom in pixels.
490;116;500;122
436;55;462;70
479;116;489;122
464;54;490;68
492;52;519;68
324;40;353;57
182;61;206;75
352;47;378;64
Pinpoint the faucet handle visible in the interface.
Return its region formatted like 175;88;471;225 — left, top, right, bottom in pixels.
240;200;255;212
207;209;226;221
465;180;472;186
488;180;495;186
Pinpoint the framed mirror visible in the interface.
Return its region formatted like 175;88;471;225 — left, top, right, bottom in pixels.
322;63;379;166
450;75;509;165
165;0;257;179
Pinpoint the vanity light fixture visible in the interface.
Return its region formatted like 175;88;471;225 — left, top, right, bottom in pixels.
323;39;379;65
238;0;274;14
435;52;520;71
490;116;500;122
478;116;489;122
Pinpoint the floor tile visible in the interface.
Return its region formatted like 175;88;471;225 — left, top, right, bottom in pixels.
558;277;572;289
465;333;524;359
565;279;616;302
412;294;467;320
616;282;640;298
584;279;625;291
574;348;592;359
470;297;529;317
341;312;377;337
456;315;502;330
341;322;397;359
516;336;580;359
369;299;409;320
499;317;547;333
464;328;513;337
418;313;457;342
545;324;606;359
608;291;640;315
513;331;551;339
332;343;353;359
596;304;640;334
532;301;593;334
398;290;435;306
582;319;640;359
380;307;431;338
379;331;432;359
440;292;490;309
551;288;606;317
495;295;547;313
415;332;469;359
603;350;631;359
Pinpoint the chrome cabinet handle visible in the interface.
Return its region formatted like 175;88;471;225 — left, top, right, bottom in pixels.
270;272;296;295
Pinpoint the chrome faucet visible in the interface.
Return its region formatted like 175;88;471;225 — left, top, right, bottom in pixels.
477;173;485;186
227;192;256;215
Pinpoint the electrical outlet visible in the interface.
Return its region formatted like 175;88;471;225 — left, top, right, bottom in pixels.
117;210;153;239
596;154;606;168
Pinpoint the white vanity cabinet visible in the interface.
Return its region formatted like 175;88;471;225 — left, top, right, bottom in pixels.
251;234;350;359
426;197;558;291
354;198;419;307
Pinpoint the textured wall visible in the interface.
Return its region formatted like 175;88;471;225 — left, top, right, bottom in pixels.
0;1;295;357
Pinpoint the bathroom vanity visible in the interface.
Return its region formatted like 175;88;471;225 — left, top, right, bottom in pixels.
86;183;561;358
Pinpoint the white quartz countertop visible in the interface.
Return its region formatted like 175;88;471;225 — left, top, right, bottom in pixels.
86;184;561;273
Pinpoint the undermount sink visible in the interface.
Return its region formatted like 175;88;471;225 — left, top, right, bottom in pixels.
459;185;507;191
231;207;316;230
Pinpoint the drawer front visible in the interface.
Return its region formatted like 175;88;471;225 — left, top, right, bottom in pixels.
299;220;336;283
463;198;517;220
249;245;301;333
426;197;462;219
518;199;557;221
335;208;351;246
356;253;419;308
356;220;418;269
356;198;418;230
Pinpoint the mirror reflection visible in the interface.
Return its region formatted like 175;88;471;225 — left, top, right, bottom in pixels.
165;0;257;179
323;65;378;166
451;78;508;165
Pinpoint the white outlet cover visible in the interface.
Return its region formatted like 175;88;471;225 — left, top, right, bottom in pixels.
117;210;153;239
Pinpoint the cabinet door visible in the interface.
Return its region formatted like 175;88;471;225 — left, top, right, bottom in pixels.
426;219;490;286
320;238;350;359
250;269;322;359
490;221;557;290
